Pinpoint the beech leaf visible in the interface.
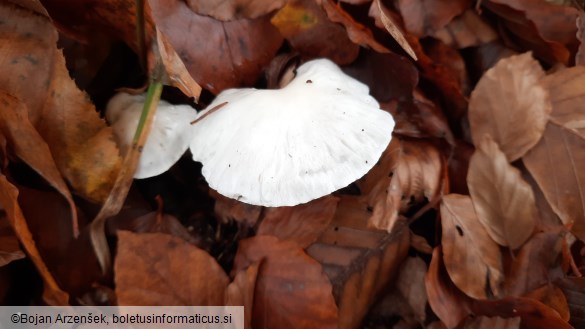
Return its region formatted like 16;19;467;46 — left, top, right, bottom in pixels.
544;66;585;139
467;135;537;249
469;52;552;161
441;194;503;299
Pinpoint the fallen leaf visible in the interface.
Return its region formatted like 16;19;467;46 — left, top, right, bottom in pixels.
226;262;259;329
211;190;262;227
115;230;229;305
396;256;428;322
371;0;417;60
258;196;339;248
433;10;498;49
504;230;565;297
270;0;360;65
0;215;25;267
360;139;443;231
468;52;552;161
441;194;503;299
148;0;283;94
186;0;287;20
467;135;537;249
556;277;585;328
317;0;390;53
523;121;585;241
544;66;585;139
0;175;68;305
425;247;472;329
233;235;338;329
423;39;470;95
0;1;121;202
306;195;411;329
577;12;585;66
460;316;520;329
396;0;470;37
525;285;570;322
470;296;573;329
0;92;77;233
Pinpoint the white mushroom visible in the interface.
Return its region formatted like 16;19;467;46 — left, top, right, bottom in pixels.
189;58;395;207
106;93;197;179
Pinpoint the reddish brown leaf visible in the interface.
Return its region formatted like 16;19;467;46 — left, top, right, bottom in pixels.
544;66;585;139
306;196;411;328
0;92;77;233
469;52;551;161
115;231;229;305
525;285;570;322
186;0;286;20
460;316;520;329
211;190;262;226
577;12;585;66
270;0;360;65
396;0;470;37
470;297;573;329
0;2;121;202
523;121;585;241
148;0;283;94
467;135;537;249
317;0;390;53
433;10;498;49
258;196;339;248
360;139;443;231
0;175;68;305
226;262;259;329
425;247;471;329
233;235;338;329
441;194;503;299
371;0;417;60
504;230;565;297
0;215;24;267
396;256;428;322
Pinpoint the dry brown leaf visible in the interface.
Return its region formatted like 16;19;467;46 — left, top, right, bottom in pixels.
425;247;472;329
233;235;338;329
186;0;286;20
577;13;585;66
544;66;585;139
270;0;360;65
317;0;390;53
468;52;551;161
470;297;573;329
0;215;24;267
433;10;498;49
396;256;428;322
115;230;229;305
460;316;520;329
153;29;202;101
504;229;565;297
525;285;570;322
0;175;68;305
225;262;259;329
396;0;470;37
257;196;339;248
148;0;283;94
440;194;503;299
360;139;443;231
0;1;121;202
307;195;411;328
467;135;537;249
485;0;579;60
0;92;78;233
523;121;585;241
371;0;417;60
211;190;262;227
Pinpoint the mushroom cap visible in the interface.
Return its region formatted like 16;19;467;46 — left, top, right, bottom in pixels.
189;58;395;207
106;93;197;179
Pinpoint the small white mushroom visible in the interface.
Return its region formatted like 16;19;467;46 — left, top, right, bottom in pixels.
190;58;395;207
106;93;197;179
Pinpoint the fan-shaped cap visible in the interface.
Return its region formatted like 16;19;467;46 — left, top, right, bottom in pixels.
106;93;197;179
190;58;395;207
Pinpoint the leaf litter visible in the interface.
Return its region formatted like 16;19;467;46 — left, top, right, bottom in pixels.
0;0;584;328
